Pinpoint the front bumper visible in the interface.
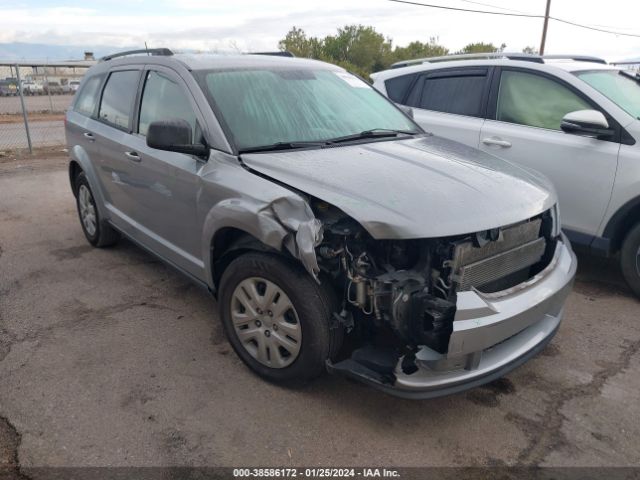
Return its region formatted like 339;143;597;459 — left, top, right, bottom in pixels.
329;236;577;399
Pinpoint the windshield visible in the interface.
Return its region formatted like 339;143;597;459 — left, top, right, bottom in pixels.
575;69;640;119
198;68;419;151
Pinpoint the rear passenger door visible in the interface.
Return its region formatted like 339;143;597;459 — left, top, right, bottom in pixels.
403;67;492;147
92;68;143;221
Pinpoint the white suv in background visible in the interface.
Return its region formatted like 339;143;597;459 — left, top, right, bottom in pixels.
372;53;640;297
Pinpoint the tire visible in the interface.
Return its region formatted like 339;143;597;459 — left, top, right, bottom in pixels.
74;172;119;247
219;252;343;384
621;222;640;298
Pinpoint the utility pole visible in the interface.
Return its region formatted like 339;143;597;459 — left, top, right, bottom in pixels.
539;0;551;55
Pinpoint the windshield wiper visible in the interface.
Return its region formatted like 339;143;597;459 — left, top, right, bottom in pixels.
238;140;330;154
326;128;419;144
238;129;420;153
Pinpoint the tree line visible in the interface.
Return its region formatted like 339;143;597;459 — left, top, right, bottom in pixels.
278;25;538;79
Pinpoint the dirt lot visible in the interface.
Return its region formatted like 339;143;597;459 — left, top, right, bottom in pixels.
0;153;639;475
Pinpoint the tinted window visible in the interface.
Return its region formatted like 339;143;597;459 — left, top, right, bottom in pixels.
138;71;198;138
497;70;591;130
417;73;487;117
74;76;102;116
384;73;417;103
98;70;140;129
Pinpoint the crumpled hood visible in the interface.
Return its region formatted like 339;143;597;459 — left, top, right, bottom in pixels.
241;135;556;239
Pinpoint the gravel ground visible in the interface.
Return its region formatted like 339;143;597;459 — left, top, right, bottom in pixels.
0;154;639;476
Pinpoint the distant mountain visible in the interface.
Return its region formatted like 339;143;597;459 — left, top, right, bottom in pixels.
0;42;132;61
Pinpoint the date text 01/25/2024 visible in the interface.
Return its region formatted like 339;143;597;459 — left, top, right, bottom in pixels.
233;468;400;478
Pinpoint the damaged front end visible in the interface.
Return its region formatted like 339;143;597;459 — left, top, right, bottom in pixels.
311;201;576;399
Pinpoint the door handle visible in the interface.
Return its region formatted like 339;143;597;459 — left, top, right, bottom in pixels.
124;151;141;162
482;137;512;148
83;132;95;142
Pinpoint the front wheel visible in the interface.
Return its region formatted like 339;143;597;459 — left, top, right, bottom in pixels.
219;252;343;384
621;222;640;298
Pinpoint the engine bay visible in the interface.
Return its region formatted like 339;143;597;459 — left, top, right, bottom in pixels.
311;199;558;360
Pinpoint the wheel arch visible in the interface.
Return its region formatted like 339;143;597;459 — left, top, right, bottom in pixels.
68;160;82;197
67;146;110;222
603;195;640;252
209;226;288;296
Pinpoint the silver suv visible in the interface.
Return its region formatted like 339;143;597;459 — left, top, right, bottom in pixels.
372;53;640;297
65;49;576;398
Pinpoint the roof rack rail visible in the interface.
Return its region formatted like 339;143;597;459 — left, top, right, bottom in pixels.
390;52;543;69
542;55;607;64
100;48;174;62
249;51;295;58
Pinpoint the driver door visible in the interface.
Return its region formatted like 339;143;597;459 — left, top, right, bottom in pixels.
121;67;208;278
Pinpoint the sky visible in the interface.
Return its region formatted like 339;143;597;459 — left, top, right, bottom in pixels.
0;0;639;61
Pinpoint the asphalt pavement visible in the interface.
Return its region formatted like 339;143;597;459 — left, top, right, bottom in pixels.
0;154;638;475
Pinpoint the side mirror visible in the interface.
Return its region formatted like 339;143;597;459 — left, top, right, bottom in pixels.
146;119;208;157
561;110;613;138
395;103;414;119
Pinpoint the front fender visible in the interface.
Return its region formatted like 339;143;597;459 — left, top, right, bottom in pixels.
201;198;289;288
201;195;323;289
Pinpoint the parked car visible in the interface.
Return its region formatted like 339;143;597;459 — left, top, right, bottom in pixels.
43;81;63;95
22;81;44;95
372;53;640;297
0;80;18;96
65;49;576;398
62;80;81;94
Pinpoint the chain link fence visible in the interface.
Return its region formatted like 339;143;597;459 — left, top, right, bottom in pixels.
0;62;92;153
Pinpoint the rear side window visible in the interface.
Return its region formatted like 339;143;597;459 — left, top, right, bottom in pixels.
98;70;140;130
496;70;591;130
415;71;488;117
138;71;198;138
74;76;102;116
384;73;417;103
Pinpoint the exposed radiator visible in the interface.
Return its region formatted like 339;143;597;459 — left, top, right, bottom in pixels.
452;219;546;291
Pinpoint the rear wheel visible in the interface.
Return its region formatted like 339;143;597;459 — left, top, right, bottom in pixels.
621;222;640;298
219;252;343;384
74;172;119;247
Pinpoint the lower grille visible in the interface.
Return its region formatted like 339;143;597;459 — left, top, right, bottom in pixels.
457;237;546;291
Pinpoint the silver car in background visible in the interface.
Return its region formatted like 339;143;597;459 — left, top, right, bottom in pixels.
65;49;576;398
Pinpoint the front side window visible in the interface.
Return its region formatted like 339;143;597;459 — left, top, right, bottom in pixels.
74;76;102;116
417;72;487;117
199;68;418;151
138;71;198;138
496;70;591;130
98;70;140;129
575;69;640;119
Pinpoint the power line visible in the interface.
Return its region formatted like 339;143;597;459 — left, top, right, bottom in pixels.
388;0;540;18
387;0;640;38
551;16;640;38
458;0;534;16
